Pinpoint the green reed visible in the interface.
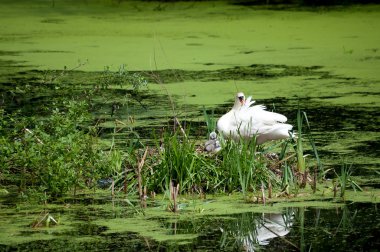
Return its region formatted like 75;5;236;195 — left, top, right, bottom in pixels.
203;107;216;136
296;109;306;175
335;163;362;198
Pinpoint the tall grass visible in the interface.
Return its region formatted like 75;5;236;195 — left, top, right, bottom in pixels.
218;137;277;197
147;129;217;194
285;108;323;189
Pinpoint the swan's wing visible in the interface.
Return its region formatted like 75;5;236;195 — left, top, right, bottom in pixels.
238;104;276;124
235;103;289;137
240;104;287;124
252;108;288;124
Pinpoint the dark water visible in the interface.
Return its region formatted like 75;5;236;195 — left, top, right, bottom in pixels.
1;203;378;251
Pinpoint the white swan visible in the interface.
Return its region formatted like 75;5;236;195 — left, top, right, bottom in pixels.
217;92;293;144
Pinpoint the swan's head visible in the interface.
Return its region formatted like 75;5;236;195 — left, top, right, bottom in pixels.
233;92;245;109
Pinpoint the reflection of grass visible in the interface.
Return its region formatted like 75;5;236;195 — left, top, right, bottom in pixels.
0;186;378;247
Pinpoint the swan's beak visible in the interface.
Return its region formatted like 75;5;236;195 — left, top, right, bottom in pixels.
238;96;245;106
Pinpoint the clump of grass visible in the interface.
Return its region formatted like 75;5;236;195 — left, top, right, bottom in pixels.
146;129;216;195
335;163;362;198
218;136;278;198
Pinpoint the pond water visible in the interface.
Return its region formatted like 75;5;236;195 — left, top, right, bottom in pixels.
0;0;379;250
0;195;378;251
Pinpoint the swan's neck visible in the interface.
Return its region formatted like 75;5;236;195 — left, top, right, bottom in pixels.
232;100;242;110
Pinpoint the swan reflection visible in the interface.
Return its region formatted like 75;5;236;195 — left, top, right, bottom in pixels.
220;211;294;251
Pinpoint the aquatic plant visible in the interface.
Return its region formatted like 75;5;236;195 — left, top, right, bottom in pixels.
32;211;58;228
284;108;323;190
335;163;362;198
98;64;147;90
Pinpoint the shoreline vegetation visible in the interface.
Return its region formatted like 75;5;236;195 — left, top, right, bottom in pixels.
0;65;376;204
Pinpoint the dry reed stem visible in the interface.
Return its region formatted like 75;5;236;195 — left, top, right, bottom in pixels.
272;153;296;168
312;165;317;193
137;147;148;201
261;182;266;205
174;117;187;139
170;181;180;212
268;179;272;199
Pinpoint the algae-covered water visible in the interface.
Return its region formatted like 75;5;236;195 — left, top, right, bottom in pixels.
0;192;379;251
1;0;379;250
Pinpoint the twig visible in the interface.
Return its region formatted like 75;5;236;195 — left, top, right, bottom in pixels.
24;128;44;144
174;117;187;139
137;147;148;202
268;179;272;199
262;223;299;250
32;212;49;228
42;60;88;84
170;181;180;212
261;182;266;205
272;153;296;167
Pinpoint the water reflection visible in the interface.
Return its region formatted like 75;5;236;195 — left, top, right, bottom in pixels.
220;210;295;251
292;203;379;252
0;203;378;251
217;204;379;252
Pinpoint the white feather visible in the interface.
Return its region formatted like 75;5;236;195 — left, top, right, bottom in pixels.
217;92;293;144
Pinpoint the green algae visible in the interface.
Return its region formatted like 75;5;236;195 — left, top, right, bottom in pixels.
0;210;75;245
1;1;380;77
0;184;379;247
94;217;198;242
